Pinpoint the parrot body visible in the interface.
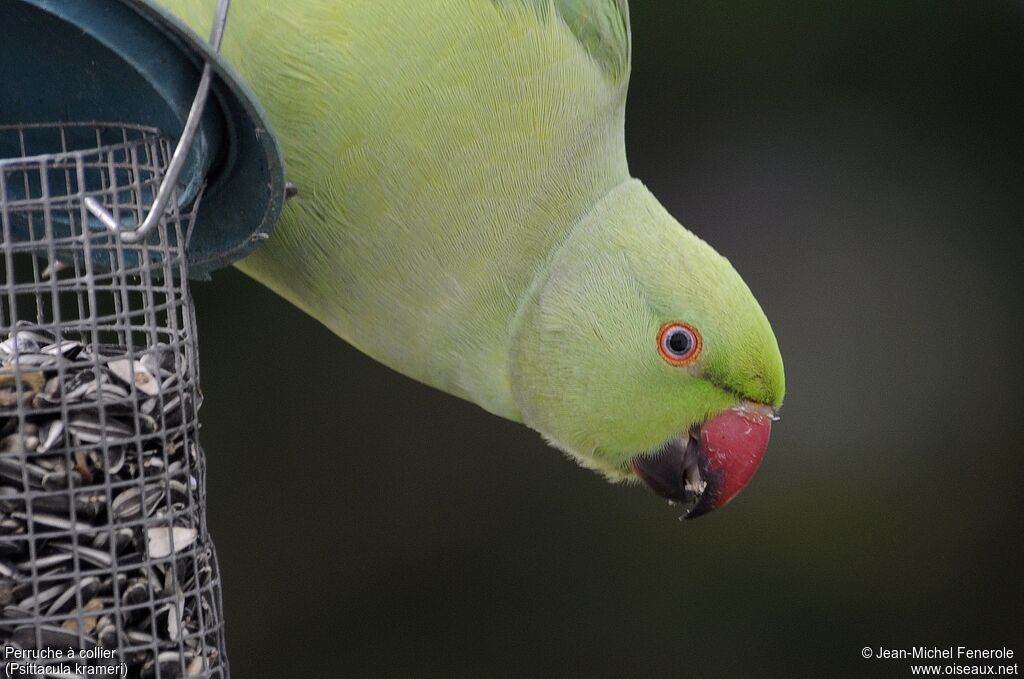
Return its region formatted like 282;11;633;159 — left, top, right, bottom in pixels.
168;0;629;420
162;0;785;516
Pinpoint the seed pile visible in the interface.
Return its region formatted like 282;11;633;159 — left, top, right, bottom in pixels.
0;323;224;678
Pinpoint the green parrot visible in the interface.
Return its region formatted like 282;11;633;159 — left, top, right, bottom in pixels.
163;0;785;517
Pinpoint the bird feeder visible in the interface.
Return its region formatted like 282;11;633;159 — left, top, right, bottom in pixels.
0;1;285;677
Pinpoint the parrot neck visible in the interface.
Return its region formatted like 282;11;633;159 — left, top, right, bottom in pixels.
507;177;658;437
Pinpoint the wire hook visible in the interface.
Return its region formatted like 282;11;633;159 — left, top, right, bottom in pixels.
85;0;231;243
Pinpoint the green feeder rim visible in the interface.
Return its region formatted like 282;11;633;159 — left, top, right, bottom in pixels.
3;0;287;278
129;0;287;278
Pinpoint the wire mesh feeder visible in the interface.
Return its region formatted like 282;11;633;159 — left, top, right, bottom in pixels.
0;122;228;678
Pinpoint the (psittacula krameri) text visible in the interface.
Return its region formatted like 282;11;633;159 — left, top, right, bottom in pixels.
162;0;785;517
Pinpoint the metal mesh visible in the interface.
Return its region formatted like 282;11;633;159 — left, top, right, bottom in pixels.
0;123;228;678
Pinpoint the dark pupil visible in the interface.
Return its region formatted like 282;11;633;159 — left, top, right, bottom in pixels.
667;330;691;355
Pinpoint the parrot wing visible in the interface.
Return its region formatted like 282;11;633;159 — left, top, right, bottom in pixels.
556;0;631;82
499;0;631;83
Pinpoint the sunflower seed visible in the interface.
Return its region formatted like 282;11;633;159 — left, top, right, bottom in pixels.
96;620;118;647
36;419;65;453
45;575;99;616
18;582;66;611
67;413;133;444
53;543;114;569
121;578;151;608
16;552;73;571
12;512;92;534
11;623;96;649
145;527;197;559
111;483;165;521
141;650;186;679
108;359;160;397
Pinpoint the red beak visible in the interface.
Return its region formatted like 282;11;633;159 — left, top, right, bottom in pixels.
630;402;775;518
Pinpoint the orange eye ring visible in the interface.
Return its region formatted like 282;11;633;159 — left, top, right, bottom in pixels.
657;322;703;366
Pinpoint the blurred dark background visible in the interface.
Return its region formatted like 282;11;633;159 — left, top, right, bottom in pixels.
191;2;1024;676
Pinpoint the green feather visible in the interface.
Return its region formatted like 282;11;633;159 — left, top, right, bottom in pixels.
493;0;630;79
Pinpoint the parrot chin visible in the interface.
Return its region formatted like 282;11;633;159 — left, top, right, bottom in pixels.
630;402;775;519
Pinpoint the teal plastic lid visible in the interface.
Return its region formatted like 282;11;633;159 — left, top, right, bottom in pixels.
0;0;286;278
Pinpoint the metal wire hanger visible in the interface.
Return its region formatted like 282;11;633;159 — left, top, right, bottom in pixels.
84;0;231;244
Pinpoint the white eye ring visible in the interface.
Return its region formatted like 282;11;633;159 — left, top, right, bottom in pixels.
657;322;702;365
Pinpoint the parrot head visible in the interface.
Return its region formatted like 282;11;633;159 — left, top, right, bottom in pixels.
510;180;784;518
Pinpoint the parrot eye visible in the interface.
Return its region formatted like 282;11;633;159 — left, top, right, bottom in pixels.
657;322;702;366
